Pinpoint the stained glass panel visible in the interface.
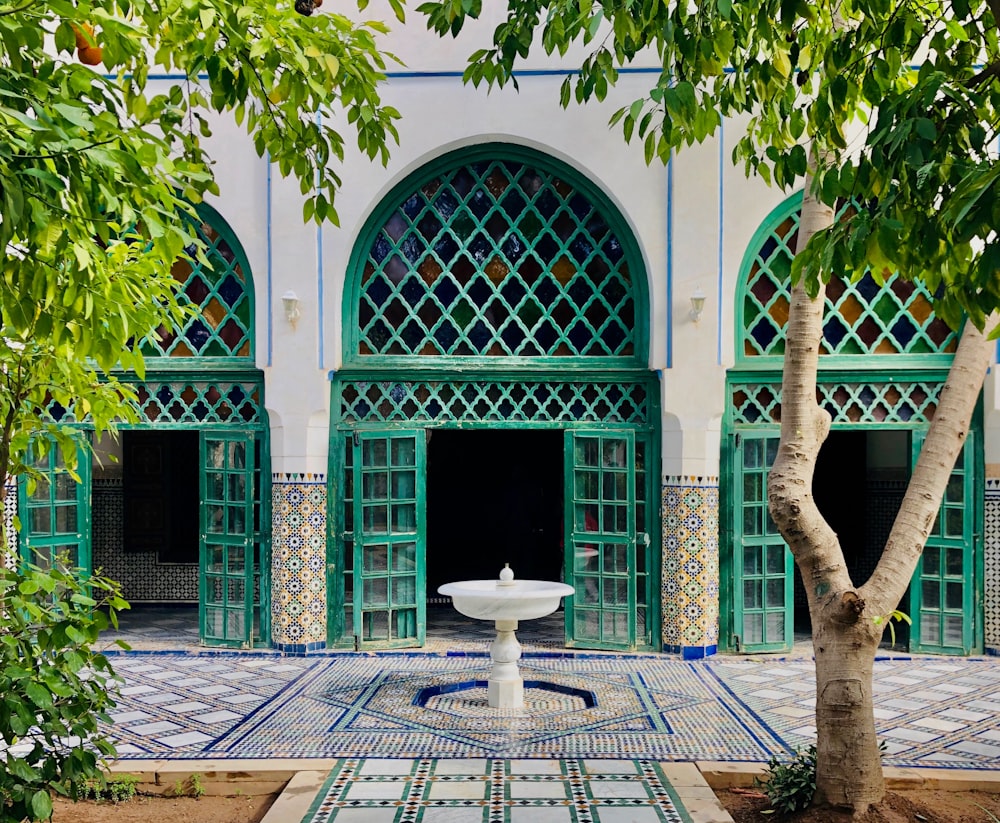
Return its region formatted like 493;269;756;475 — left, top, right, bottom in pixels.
740;205;958;360
356;159;636;359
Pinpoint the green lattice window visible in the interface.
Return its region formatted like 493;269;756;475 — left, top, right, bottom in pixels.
350;145;642;362
730;379;943;426
739;198;958;361
142;205;254;359
44;379;264;427
338;380;651;426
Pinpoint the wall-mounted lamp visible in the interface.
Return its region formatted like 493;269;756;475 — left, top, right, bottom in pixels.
689;288;706;324
282;290;301;330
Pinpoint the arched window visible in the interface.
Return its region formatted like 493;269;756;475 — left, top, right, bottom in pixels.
142;204;254;360
738;196;958;362
346;144;647;366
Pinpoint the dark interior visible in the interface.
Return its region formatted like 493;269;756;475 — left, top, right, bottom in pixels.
794;430;906;640
123;430;200;564
426;429;564;597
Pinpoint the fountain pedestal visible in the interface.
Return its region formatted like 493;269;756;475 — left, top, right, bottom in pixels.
488;619;523;708
438;565;573;710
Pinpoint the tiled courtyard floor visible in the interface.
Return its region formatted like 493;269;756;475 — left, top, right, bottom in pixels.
80;608;1000;822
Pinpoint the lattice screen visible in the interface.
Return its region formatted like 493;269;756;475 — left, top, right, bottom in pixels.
731;380;942;425
339;381;650;426
142;216;253;359
356;158;636;359
46;380;263;426
742;209;958;359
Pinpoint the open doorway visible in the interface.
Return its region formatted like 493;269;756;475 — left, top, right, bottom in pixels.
426;429;564;598
425;429;565;645
91;430;201;643
794;429;910;641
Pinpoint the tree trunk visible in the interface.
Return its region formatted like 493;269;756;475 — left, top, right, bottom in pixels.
768;162;997;814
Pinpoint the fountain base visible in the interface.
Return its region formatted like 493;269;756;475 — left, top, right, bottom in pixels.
488;619;523;708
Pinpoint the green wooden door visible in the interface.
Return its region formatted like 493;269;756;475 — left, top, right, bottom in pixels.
733;432;793;653
352;431;425;649
200;431;256;647
564;430;636;650
909;433;977;654
18;439;91;573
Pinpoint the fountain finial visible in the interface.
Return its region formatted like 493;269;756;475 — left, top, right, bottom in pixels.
498;564;515;586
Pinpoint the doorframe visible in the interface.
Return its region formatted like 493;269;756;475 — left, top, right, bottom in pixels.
722;367;984;654
18;369;272;648
327;370;662;652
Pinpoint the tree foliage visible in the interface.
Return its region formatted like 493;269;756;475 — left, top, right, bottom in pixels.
0;1;401;818
419;0;1000;329
0;0;401;492
0;562;127;823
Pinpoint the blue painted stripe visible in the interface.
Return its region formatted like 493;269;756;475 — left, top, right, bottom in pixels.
666;151;674;368
266;154;273;366
717;120;724;365
316;111;325;367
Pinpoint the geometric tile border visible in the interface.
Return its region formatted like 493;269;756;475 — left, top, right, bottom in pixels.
986;477;999;653
661;479;719;657
303;758;691;823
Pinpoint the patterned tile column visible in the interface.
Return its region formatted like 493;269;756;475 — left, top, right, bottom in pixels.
661;477;719;658
271;475;328;653
987;477;999;655
3;481;15;569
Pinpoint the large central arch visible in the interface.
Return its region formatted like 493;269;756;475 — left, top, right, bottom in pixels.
329;142;660;651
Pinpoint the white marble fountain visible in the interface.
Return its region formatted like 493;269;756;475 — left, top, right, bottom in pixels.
438;565;574;708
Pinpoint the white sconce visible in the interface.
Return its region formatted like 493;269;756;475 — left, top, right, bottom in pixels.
282;290;300;330
689;288;706;324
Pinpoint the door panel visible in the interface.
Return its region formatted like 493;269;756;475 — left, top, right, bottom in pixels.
352;431;425;649
200;431;255;647
733;432;792;653
909;433;975;654
564;430;636;650
18;438;91;574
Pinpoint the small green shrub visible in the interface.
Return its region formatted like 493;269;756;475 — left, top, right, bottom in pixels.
756;745;817;814
171;774;206;798
80;774;140;804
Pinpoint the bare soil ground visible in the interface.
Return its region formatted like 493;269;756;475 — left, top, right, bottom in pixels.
49;792;278;823
716;787;1000;823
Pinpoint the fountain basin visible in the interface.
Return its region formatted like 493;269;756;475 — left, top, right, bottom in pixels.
438;578;574;621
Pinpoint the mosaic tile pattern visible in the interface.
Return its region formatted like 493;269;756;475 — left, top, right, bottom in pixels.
101;654;310;756
101;652;782;762
272;480;328;649
304;758;689;823
661;479;719;656
986;478;999;653
92;477;198;602
97;651;1000;769
709;658;1000;768
3;481;15;569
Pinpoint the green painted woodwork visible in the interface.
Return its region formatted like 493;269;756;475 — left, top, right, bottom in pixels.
908;434;978;654
18;438;91;576
344;143;648;369
333;144;658;653
348;430;426;649
724;191;983;656
43;375;265;428
336;377;651;426
141;203;255;361
564;430;639;650
200;431;257;647
737;194;958;366
729;374;945;427
731;432;792;653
